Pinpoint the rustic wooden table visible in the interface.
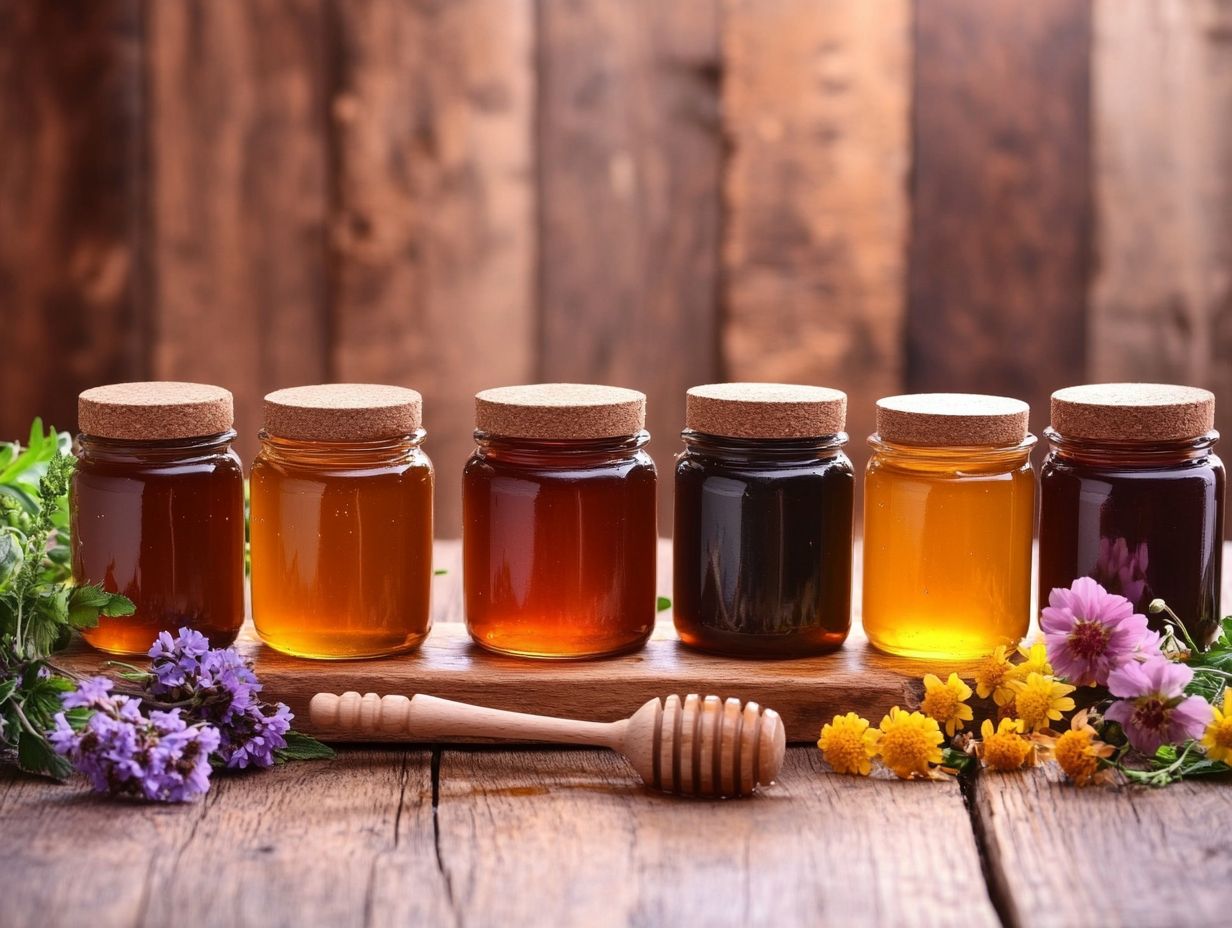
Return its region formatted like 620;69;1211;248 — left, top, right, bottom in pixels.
2;542;1230;928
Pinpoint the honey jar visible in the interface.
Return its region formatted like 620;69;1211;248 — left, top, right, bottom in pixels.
73;382;245;654
250;384;434;659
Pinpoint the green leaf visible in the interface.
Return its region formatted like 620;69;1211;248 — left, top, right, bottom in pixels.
0;531;22;591
16;729;73;780
0;676;19;705
941;746;976;773
433;568;448;576
67;584;135;628
274;730;336;762
656;596;671;613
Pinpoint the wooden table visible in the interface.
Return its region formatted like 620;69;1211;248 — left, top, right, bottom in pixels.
3;542;1230;928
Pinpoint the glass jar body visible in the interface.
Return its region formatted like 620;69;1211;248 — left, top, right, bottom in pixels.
250;432;434;659
862;438;1037;659
72;432;246;654
462;432;657;659
673;432;854;657
1039;431;1224;647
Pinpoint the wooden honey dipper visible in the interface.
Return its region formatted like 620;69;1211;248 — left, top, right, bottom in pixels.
309;691;786;798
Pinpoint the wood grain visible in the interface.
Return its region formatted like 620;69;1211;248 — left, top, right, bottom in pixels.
537;0;723;532
0;750;450;928
1090;0;1232;474
434;748;1001;927
974;762;1232;928
329;0;536;537
0;0;145;438
907;0;1091;431
146;0;331;459
721;0;911;478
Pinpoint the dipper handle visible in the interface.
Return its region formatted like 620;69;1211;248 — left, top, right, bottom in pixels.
309;691;623;748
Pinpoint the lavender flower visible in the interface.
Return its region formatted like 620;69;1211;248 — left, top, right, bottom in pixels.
146;628;290;769
49;676;219;802
1040;577;1158;686
1104;658;1213;755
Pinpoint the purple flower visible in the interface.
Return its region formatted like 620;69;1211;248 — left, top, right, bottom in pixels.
1040;577;1157;686
144;627;288;770
50;686;219;802
1104;658;1213;755
219;702;292;769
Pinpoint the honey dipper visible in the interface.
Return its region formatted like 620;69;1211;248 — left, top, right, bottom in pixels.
309;691;786;798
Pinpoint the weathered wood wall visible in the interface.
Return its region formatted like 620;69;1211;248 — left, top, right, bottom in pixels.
2;0;1231;537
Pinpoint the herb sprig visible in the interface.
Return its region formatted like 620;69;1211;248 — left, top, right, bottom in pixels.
0;421;135;776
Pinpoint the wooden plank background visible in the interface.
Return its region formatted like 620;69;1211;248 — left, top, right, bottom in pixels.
2;0;1231;537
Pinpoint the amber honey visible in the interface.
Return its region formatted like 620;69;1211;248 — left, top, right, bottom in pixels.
861;394;1036;660
250;385;433;660
72;382;245;654
463;384;657;659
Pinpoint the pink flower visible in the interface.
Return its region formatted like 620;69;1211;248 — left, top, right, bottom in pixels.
1040;577;1157;686
1104;658;1212;755
1095;537;1150;606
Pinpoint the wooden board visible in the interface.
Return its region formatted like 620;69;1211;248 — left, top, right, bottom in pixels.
146;0;331;460
907;0;1091;428
435;748;1001;927
0;0;145;439
1090;0;1232;479
538;0;723;533
721;0;910;483
329;0;537;537
974;762;1232;928
0;749;451;927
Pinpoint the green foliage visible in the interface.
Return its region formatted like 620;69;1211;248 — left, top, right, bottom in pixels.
656;596;671;613
275;730;336;763
0;421;134;778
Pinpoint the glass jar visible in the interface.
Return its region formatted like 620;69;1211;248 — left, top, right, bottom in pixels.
72;382;245;654
1040;383;1224;647
463;383;657;659
673;383;853;657
862;393;1036;660
250;384;434;659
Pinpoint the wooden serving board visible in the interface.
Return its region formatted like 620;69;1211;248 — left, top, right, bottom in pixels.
58;621;944;746
54;541;968;745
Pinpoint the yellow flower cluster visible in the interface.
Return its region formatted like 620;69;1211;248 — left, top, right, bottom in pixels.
816;635;1100;782
1202;691;1232;765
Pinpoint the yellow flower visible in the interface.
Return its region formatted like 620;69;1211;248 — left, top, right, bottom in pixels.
973;645;1016;705
818;712;880;776
876;707;943;780
977;718;1035;772
1201;691;1232;765
919;672;975;736
1009;640;1053;681
1053;709;1115;786
1007;672;1076;732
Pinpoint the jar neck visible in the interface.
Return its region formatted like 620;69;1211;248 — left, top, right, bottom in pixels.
1046;427;1218;467
473;430;649;467
868;433;1036;472
77;430;237;464
259;429;425;467
681;429;847;465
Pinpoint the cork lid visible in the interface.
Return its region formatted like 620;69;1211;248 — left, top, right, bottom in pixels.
875;393;1030;447
263;384;423;442
686;383;847;439
1051;383;1215;442
79;382;234;441
475;383;646;440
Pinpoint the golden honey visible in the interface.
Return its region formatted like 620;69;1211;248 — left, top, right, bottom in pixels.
861;394;1036;660
250;385;433;659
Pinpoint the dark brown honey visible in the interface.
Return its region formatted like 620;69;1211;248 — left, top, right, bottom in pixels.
72;432;246;654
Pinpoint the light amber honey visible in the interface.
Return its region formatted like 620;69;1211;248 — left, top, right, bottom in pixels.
862;440;1035;659
250;433;433;659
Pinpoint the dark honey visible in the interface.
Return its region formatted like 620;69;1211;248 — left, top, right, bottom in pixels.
463;433;657;658
1039;432;1225;646
73;432;246;654
673;433;853;657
